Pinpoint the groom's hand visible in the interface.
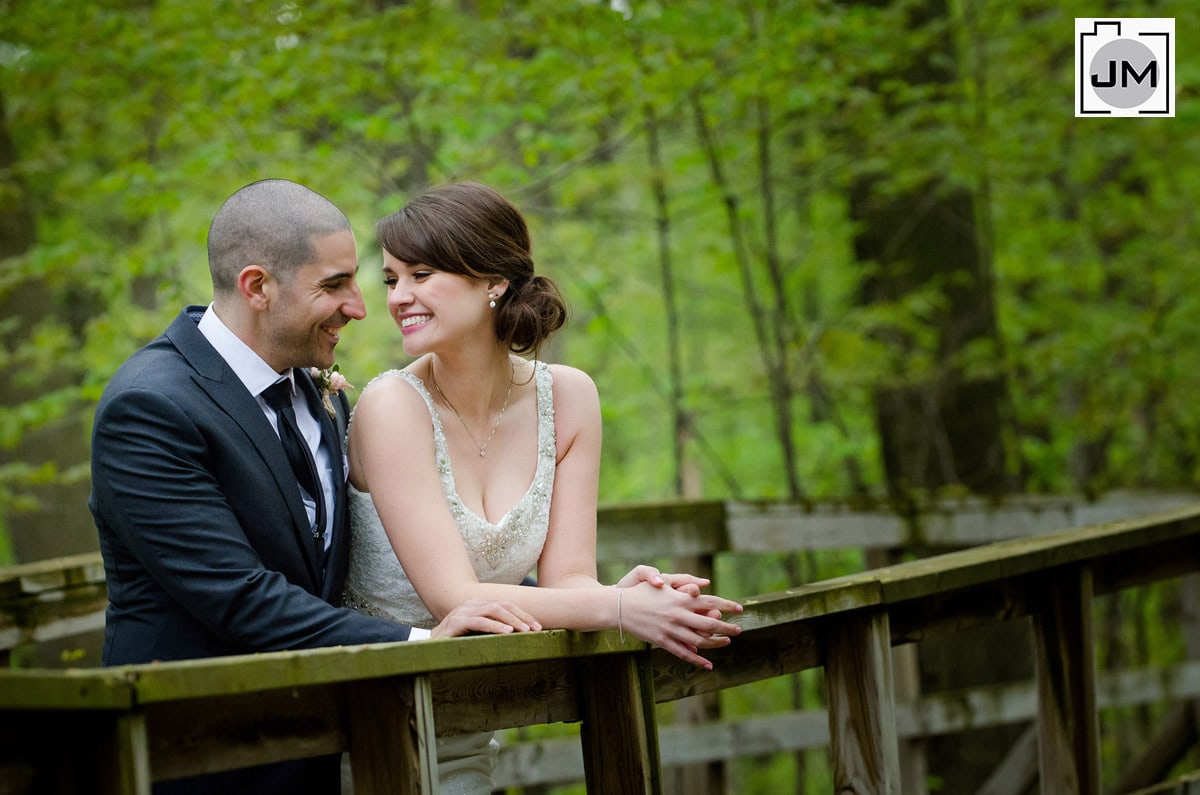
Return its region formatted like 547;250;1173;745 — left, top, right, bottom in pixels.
430;598;542;639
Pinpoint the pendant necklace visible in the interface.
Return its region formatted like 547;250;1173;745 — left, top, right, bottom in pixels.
429;360;514;457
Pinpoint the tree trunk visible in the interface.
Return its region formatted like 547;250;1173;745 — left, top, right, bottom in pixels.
852;177;1014;496
0;90;97;570
845;0;1022;788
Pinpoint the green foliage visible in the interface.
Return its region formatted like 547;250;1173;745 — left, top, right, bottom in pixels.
0;0;1197;554
2;5;1195;788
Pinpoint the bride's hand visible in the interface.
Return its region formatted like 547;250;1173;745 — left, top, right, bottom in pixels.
430;598;542;639
616;564;712;597
619;582;743;669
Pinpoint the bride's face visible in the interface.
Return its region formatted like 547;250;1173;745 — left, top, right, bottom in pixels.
382;250;494;357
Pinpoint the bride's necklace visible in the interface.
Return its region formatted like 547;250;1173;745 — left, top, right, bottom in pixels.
429;360;514;457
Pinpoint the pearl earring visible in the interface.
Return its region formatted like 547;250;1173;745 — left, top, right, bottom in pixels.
488;294;497;309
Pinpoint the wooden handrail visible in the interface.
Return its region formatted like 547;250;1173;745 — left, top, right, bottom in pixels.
1;502;1198;793
3;492;1194;657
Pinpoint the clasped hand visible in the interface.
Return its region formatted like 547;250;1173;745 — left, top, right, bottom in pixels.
427;565;743;670
616;565;743;670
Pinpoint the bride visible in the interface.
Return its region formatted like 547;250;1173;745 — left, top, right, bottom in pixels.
344;181;742;792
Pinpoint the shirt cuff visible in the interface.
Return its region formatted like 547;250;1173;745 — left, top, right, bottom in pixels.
408;626;432;641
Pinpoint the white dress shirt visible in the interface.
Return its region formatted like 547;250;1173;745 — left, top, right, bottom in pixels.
198;305;334;550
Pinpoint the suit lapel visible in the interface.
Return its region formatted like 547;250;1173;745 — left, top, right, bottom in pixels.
167;308;324;588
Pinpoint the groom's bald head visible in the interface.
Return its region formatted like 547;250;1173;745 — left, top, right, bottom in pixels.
207;179;351;294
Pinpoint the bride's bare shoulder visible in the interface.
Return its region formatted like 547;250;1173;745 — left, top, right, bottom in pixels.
351;369;430;428
545;363;597;395
545;363;600;429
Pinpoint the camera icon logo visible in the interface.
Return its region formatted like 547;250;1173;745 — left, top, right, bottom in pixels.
1076;18;1174;117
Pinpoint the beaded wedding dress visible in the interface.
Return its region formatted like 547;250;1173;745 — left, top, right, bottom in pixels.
344;361;556;794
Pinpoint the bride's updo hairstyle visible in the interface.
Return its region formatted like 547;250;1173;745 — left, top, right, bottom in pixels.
376;182;567;356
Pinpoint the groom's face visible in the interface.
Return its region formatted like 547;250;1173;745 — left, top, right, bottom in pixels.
265;230;366;371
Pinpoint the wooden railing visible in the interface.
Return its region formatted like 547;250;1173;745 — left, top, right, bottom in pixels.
1;497;1198;793
3;492;1191;663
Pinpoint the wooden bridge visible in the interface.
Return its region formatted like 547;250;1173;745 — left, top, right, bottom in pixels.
1;493;1198;794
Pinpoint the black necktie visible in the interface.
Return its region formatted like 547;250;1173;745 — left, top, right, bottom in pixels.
262;379;326;551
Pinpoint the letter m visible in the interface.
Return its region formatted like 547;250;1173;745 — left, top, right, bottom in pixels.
1122;61;1157;87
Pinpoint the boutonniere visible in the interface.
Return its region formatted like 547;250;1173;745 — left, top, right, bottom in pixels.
310;365;355;418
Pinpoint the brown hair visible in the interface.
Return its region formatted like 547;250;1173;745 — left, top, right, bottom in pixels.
376;182;567;355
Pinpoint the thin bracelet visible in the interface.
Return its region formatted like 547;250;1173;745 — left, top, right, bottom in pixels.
617;588;625;642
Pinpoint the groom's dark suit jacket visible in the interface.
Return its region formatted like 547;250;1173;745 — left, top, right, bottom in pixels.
90;306;409;794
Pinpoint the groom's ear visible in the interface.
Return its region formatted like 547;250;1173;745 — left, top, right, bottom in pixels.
237;265;271;311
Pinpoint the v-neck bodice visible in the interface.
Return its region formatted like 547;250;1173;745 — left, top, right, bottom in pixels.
344;361;555;628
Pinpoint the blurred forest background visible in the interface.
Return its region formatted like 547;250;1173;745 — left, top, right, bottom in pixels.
2;2;1198;791
0;0;1197;565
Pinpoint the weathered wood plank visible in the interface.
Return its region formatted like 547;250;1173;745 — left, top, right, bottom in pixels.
1032;565;1100;795
653;493;1197;555
347;675;436;795
0;581;108;653
724;500;908;551
3;493;1195;658
866;547;926;795
541;656;1200;788
1092;533;1200;595
0;668;134;709
122;629;631;704
0;551;107;596
731;577;884;629
578;653;662;794
595;499;728;560
0;501;1197;792
665;551;723;795
825;610;901;795
892;643;926;795
1;496;1192;597
493;659;1200;790
873;507;1200;605
432;658;581;735
650;617;823;702
104;712;151;795
145;684;345;781
147;651;1200;792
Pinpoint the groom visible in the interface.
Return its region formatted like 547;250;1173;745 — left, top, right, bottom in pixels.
89;179;532;795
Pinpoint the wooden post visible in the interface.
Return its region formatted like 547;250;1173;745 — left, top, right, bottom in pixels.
106;712;151;795
578;653;662;795
866;547;926;795
1031;565;1100;795
668;551;724;795
1183;574;1200;748
891;642;926;794
347;675;437;795
825;610;901;795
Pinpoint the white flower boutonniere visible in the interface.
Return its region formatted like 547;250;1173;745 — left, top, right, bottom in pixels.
311;365;356;418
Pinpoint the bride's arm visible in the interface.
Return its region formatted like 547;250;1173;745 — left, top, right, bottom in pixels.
533;366;743;665
349;369;741;668
531;364;603;590
349;375;501;621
